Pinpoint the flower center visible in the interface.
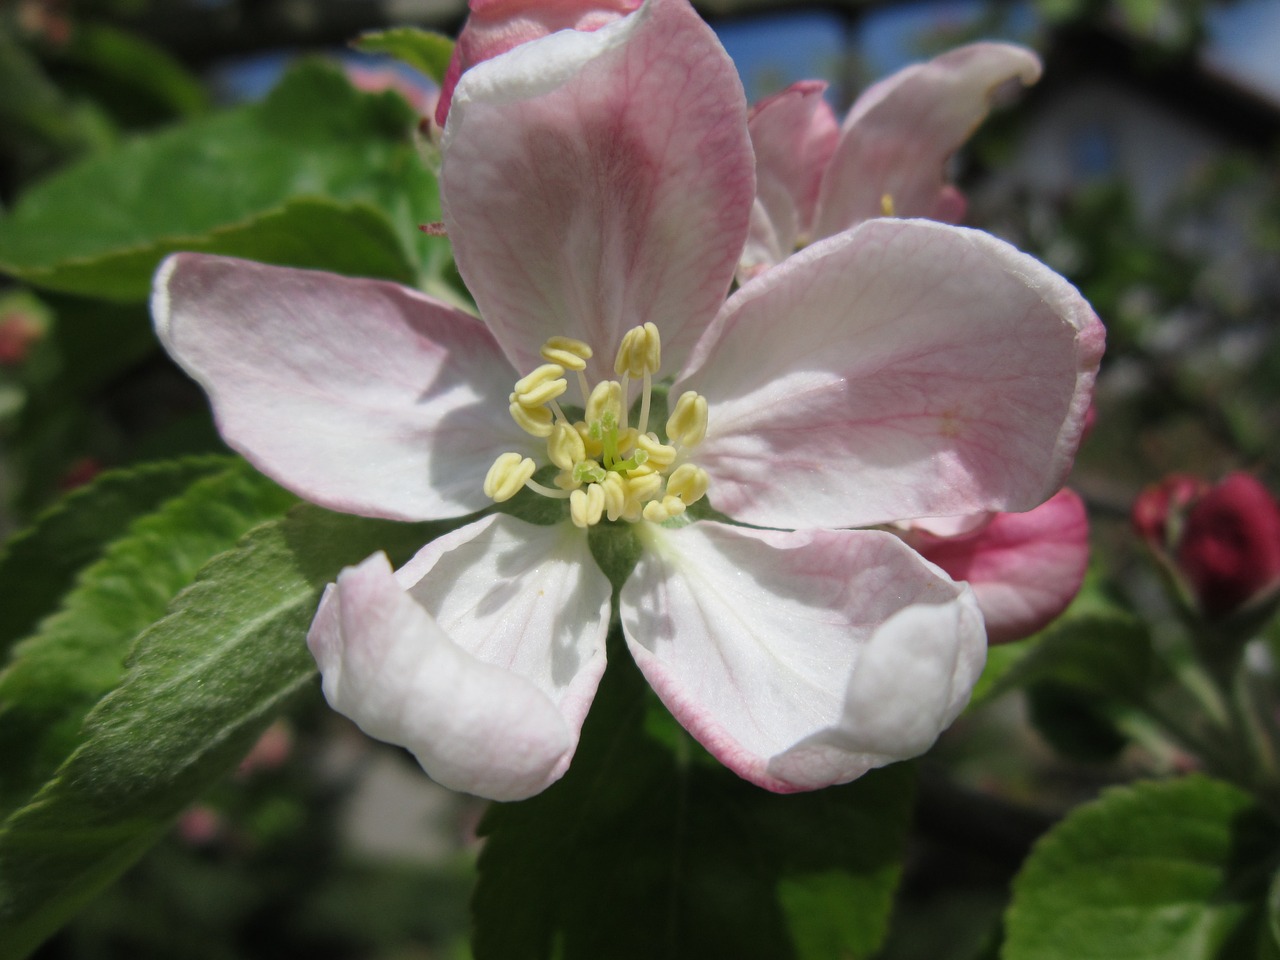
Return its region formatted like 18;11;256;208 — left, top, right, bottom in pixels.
484;324;710;528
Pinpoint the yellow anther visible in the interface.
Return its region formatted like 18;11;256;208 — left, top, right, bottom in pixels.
586;379;623;423
614;322;661;378
510;399;554;437
540;336;593;371
635;433;677;469
553;470;578;491
625;472;663;506
666;463;709;505
547;421;586;471
600;472;627;521
512;363;567;407
570;483;605;528
880;193;896;217
483;453;536;502
642;495;687;524
667;391;708;448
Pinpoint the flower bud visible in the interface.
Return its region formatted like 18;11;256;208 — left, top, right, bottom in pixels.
1174;474;1280;620
1132;474;1209;553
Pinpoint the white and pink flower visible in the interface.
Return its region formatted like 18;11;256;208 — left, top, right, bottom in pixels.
741;43;1042;279
152;0;1102;801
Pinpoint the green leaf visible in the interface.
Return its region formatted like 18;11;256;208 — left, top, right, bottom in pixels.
0;59;444;299
1005;775;1280;960
0;459;297;816
352;28;455;86
473;645;915;960
5;197;419;301
0;505;446;960
0;456;229;654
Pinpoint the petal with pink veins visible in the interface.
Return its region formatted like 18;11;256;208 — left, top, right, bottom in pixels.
908;489;1090;644
153;254;530;522
441;0;754;381
621;521;985;793
679;218;1104;530
814;43;1041;237
740;80;839;279
308;514;611;800
435;0;643;126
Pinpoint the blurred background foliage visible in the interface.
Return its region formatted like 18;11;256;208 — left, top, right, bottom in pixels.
3;0;1280;957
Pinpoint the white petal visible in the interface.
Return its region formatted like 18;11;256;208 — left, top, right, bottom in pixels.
307;515;611;800
679;218;1104;529
441;0;753;380
153;254;530;521
621;521;985;792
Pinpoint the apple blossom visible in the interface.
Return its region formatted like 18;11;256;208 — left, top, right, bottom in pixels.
741;42;1041;279
152;0;1102;801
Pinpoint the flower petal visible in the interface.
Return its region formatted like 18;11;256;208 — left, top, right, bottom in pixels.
907;489;1090;644
153;253;531;521
621;522;985;793
740;80;839;279
307;514;611;800
435;0;642;125
680;218;1105;529
814;43;1040;237
441;0;754;380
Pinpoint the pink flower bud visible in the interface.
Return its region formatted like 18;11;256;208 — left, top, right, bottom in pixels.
1132;473;1209;552
1175;473;1280;619
436;0;643;126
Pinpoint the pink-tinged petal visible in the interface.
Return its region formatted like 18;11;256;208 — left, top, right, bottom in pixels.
907;489;1090;644
307;514;611;800
740;81;839;278
680;218;1104;530
436;0;643;126
441;0;754;381
814;43;1040;237
153;254;532;521
621;522;985;793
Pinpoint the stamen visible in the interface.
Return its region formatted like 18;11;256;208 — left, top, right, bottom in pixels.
585;380;622;424
569;483;605;528
880;193;896;217
636;434;676;469
667;391;708;448
524;477;573;499
614;323;661;378
642;495;687;524
547;421;586;470
489;325;713;526
512;363;567;407
600;472;627;521
510;399;554;437
541;336;592;371
666;463;709;505
638;369;653;435
484;453;536;502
